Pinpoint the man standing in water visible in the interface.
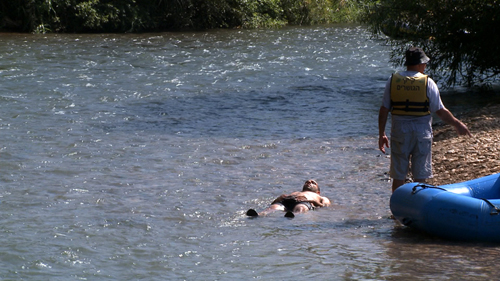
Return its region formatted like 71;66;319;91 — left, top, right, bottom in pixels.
246;179;330;218
378;47;472;192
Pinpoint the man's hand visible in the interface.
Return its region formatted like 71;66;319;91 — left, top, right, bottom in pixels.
379;135;389;154
454;120;472;137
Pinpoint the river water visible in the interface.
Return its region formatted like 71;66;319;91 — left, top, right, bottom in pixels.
0;25;499;280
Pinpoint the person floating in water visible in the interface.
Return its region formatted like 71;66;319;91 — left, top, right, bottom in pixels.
246;179;331;218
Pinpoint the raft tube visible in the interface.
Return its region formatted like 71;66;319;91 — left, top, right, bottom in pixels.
390;173;500;242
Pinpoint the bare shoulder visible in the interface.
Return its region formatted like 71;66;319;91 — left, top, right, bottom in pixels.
302;191;324;200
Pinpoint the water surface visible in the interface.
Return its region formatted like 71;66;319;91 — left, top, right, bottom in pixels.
0;25;498;280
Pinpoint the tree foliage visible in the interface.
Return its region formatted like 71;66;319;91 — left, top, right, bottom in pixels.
0;0;362;33
362;0;500;87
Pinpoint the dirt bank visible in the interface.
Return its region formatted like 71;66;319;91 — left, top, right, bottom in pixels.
429;104;500;185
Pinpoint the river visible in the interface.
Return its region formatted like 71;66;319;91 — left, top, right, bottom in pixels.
0;24;498;280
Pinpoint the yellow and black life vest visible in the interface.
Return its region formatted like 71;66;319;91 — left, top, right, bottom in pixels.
390;72;430;116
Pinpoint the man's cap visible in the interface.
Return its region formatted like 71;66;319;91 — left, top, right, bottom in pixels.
405;47;430;66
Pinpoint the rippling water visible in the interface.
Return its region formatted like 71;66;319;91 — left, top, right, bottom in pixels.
1;25;499;280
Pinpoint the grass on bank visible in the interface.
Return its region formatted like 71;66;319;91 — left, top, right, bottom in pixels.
0;0;365;33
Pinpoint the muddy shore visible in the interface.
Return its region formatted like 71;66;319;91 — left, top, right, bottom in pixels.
429;104;500;185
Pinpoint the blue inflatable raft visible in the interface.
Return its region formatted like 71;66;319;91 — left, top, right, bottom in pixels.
390;173;500;242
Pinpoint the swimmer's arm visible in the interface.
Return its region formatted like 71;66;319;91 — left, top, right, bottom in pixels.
320;196;331;207
309;196;331;207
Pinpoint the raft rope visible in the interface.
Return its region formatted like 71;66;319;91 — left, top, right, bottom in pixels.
410;184;500;215
480;198;500;215
411;183;447;194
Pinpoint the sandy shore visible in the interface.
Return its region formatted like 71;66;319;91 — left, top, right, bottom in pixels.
429;104;500;185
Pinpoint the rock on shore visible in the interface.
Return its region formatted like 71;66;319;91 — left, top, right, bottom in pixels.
429;104;500;185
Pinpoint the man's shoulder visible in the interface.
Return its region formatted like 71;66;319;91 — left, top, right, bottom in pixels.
395;71;428;78
427;77;438;87
294;190;319;197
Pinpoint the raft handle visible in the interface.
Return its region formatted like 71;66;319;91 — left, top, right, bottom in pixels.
481;198;500;215
411;183;447;194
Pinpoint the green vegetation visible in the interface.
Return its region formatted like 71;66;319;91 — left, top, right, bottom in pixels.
0;0;363;33
362;0;500;87
3;1;498;88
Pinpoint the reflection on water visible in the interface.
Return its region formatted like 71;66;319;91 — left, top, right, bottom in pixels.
1;25;500;280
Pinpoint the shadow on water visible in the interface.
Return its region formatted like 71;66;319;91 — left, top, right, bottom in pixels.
390;224;500;247
108;85;380;139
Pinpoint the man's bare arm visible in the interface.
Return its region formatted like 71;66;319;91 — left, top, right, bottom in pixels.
435;108;472;137
378;106;390;153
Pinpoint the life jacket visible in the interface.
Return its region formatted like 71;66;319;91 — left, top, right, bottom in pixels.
390;72;430;116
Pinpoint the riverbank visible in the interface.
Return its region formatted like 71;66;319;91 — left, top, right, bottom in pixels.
429;104;500;185
0;1;362;33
